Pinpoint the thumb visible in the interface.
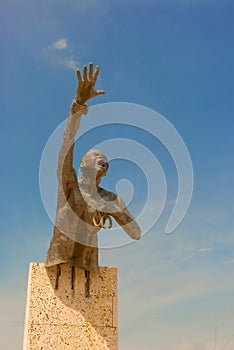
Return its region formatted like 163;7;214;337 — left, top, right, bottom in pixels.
95;90;105;96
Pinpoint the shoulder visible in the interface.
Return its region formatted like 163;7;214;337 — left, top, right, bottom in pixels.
97;187;126;212
97;187;118;201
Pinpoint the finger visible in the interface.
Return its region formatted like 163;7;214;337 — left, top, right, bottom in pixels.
92;90;105;98
107;215;112;229
93;216;99;227
83;65;87;81
93;65;100;84
100;216;106;229
95;90;105;95
88;62;93;81
76;69;82;83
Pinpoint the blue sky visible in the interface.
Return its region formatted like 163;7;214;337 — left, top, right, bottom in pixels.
1;0;234;349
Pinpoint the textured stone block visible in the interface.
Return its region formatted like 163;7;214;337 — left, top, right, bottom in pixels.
23;262;118;350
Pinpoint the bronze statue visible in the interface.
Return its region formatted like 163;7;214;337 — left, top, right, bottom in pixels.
45;63;141;292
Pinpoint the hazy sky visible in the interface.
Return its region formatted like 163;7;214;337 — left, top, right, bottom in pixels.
1;1;234;349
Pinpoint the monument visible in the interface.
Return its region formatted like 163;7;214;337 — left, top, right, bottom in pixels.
23;63;141;349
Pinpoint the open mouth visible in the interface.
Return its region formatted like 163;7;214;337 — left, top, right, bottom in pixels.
97;159;109;171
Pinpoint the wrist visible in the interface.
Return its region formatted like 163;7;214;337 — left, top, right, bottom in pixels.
75;94;87;105
70;99;88;114
74;99;87;108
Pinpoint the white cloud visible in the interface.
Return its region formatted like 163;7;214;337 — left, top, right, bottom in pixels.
60;59;77;70
51;38;68;50
42;38;68;55
150;287;201;307
43;38;79;71
198;247;214;252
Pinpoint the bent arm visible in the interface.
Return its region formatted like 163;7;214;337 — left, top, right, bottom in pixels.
101;191;141;240
111;202;141;240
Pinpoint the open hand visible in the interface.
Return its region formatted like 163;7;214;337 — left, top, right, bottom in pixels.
75;63;105;105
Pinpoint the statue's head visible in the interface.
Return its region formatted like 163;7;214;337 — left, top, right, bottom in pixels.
80;149;109;183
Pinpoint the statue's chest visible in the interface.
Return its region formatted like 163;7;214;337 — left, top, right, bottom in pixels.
72;183;112;229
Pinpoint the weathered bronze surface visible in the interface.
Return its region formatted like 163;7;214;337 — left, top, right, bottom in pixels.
45;63;141;273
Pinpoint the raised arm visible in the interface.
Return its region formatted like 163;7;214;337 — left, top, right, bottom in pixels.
57;63;105;186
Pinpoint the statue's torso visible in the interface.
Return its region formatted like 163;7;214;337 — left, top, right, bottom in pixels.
45;175;117;272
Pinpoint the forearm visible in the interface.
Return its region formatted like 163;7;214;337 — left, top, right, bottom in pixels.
112;208;141;240
57;99;88;183
64;99;87;142
102;192;141;240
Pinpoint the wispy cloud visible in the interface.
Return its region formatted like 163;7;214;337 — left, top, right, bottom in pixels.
43;38;68;54
198;247;214;252
43;38;79;71
51;38;68;50
59;58;78;70
149;286;203;308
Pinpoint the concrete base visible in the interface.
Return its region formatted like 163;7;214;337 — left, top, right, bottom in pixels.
23;263;118;350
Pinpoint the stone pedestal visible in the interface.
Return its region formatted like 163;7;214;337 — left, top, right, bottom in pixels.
23;263;118;350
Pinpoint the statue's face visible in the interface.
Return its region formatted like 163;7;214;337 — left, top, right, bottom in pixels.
80;149;109;180
96;154;109;175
